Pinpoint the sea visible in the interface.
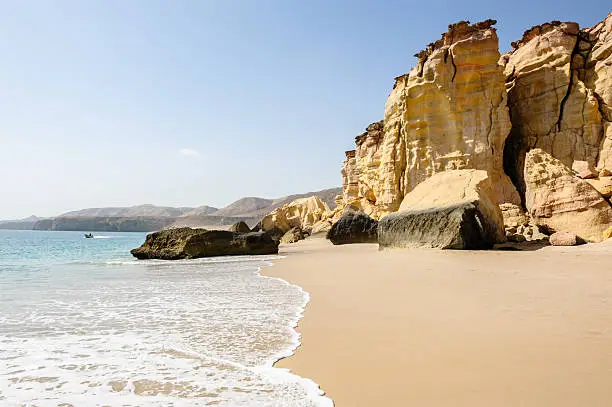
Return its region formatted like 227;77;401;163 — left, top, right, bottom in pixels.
0;230;331;407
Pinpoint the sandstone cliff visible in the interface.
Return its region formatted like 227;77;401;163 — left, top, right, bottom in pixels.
502;16;612;200
341;121;384;217
337;14;612;241
340;20;521;219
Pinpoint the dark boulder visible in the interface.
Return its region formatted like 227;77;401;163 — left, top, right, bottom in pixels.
228;221;251;233
131;227;278;260
327;210;378;245
378;202;499;250
377;170;505;250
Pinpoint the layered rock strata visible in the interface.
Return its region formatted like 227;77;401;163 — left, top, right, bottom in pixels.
340;121;385;217
337;15;612;244
524;149;612;242
376;20;520;215
502;15;612;200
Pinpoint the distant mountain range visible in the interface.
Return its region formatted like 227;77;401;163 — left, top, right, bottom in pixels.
0;187;341;232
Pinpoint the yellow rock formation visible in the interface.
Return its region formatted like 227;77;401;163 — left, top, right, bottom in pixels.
375;20;520;215
260;196;331;233
524;149;612;242
502;16;612;194
336;15;612;237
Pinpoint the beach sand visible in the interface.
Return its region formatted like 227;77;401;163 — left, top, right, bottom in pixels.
264;238;612;407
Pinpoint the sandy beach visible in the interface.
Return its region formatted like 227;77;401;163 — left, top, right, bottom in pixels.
264;238;612;407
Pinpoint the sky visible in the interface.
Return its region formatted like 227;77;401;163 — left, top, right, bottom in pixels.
0;1;610;219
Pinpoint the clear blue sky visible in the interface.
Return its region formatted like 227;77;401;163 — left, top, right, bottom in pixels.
0;0;609;219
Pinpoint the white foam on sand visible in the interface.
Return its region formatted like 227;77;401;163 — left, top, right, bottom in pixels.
0;255;333;406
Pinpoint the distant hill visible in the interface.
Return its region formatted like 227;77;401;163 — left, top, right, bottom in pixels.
211;187;341;219
0;216;44;230
179;205;219;217
210;197;273;217
1;187;341;232
60;204;208;218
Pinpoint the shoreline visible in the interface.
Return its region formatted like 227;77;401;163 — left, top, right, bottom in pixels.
264;237;612;407
256;257;334;407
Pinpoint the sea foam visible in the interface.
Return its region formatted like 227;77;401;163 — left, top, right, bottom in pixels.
0;230;332;406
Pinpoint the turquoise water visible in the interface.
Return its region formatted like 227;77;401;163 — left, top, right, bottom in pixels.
0;230;330;407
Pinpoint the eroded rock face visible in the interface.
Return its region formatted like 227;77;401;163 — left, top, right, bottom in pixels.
500;203;530;227
260;196;331;234
378;170;505;249
585;14;612;170
334;15;612;240
524;149;612;242
327;210;378;245
340;121;385;218
375;20;520;215
585;176;612;198
502;16;612;199
131;228;278;260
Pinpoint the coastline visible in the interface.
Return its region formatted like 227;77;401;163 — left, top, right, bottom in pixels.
255;257;334;407
264;237;612;407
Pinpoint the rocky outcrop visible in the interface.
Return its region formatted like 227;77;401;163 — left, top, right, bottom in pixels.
373;20;520;215
340;121;385;218
259;196;331;234
280;227;305;244
524;149;612;242
502;16;612;200
130;228;278;260
585;14;612;171
327;210;378;245
378;170;505;249
228;221;251;233
333;15;612;244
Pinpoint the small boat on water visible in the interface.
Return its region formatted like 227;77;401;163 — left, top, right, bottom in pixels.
84;233;94;238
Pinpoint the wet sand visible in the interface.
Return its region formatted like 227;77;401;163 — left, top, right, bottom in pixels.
264;238;612;407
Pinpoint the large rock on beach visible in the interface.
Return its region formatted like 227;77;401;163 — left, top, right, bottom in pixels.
327;210;378;245
549;231;585;246
524;149;612;242
131;228;278;260
378;170;505;250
